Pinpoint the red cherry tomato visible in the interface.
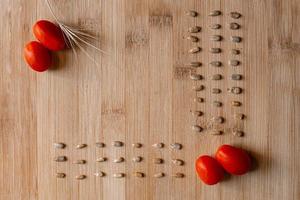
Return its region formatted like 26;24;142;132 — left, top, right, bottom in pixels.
24;41;52;72
195;155;224;185
215;145;251;175
33;20;65;51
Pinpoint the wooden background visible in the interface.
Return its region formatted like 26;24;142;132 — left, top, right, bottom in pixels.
0;0;299;199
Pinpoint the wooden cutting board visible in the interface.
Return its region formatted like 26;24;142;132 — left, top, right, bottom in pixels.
0;0;299;199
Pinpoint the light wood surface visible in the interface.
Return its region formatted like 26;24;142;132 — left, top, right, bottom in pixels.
0;0;300;199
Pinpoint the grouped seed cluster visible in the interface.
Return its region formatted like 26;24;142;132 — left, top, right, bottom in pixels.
186;9;245;137
53;142;185;179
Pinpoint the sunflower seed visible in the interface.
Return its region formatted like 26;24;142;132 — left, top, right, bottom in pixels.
189;47;201;54
133;172;144;178
73;160;86;164
75;175;86;180
231;74;242;80
186;10;198;17
230;12;242;19
53;143;66;149
154;172;165;178
96;157;107;162
186;35;199;42
194;97;204;103
233;130;244;137
132;156;142;163
94;171;105;177
229;22;240;30
212;88;221;94
54;156;67;162
210;35;222;41
56;173;66;178
187;62;202;68
192;125;203;132
112;141;123;147
210;61;222;67
152;143;164;148
210;24;221;29
212;116;224;124
234;113;245;120
172;173;185;178
213;101;222;107
153;158;164;164
170;143;182;150
188;26;201;33
228;87;243;94
209;10;221;16
172;159;184;166
132;143;142;148
231;101;242;106
76;144;87;149
231;49;240;55
209;48;221;53
190;74;203;80
230;36;242;43
210;130;222;135
112;173;125;178
211;74;222;80
113;157;125;163
228;60;240;66
95;142;105;148
191;110;203;117
192;85;205;91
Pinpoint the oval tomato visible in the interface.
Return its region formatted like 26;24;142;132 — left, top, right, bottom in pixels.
195;155;224;185
33;20;65;51
215;145;251;175
24;41;52;72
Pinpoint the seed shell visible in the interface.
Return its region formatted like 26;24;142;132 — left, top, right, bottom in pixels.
209;48;221;53
210;35;222;41
54;156;67;162
191;110;203;117
56;173;66;178
233;130;244;137
192;85;205;91
53;143;66;149
231;49;240;55
133;172;145;178
153;158;164;164
187;62;202;68
190;74;203;80
228;60;240;66
112;141;123;147
234;113;245;120
152;143;164;148
113;157;125;163
210;130;222;135
210;24;221;29
230;36;242;43
210;61;222;67
76;144;87;149
213;101;222;107
94;171;105;177
186;35;199;42
188;26;201;33
73;160;86;164
172;173;185;178
96;157;107;162
229;22;240;30
192;125;203;132
231;101;242;106
132;143;142;148
132;156;143;163
212;116;224;124
95;142;105;148
211;74;222;80
170;143;182;150
76;175;86;180
189;47;202;54
172;159;184;166
154;172;165;178
212;88;221;94
186;10;198;17
209;10;221;16
230;12;242;19
112;173;125;178
228;87;243;94
194;97;204;103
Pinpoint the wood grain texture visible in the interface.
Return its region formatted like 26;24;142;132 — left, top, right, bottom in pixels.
0;0;299;199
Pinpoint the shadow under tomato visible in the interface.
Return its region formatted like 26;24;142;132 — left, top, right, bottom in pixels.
48;51;67;71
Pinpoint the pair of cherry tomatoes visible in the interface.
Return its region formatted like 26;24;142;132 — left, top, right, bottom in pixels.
24;20;66;72
195;145;252;185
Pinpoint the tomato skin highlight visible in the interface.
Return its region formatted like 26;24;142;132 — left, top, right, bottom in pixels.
215;145;252;175
195;155;224;185
33;20;65;51
24;41;52;72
